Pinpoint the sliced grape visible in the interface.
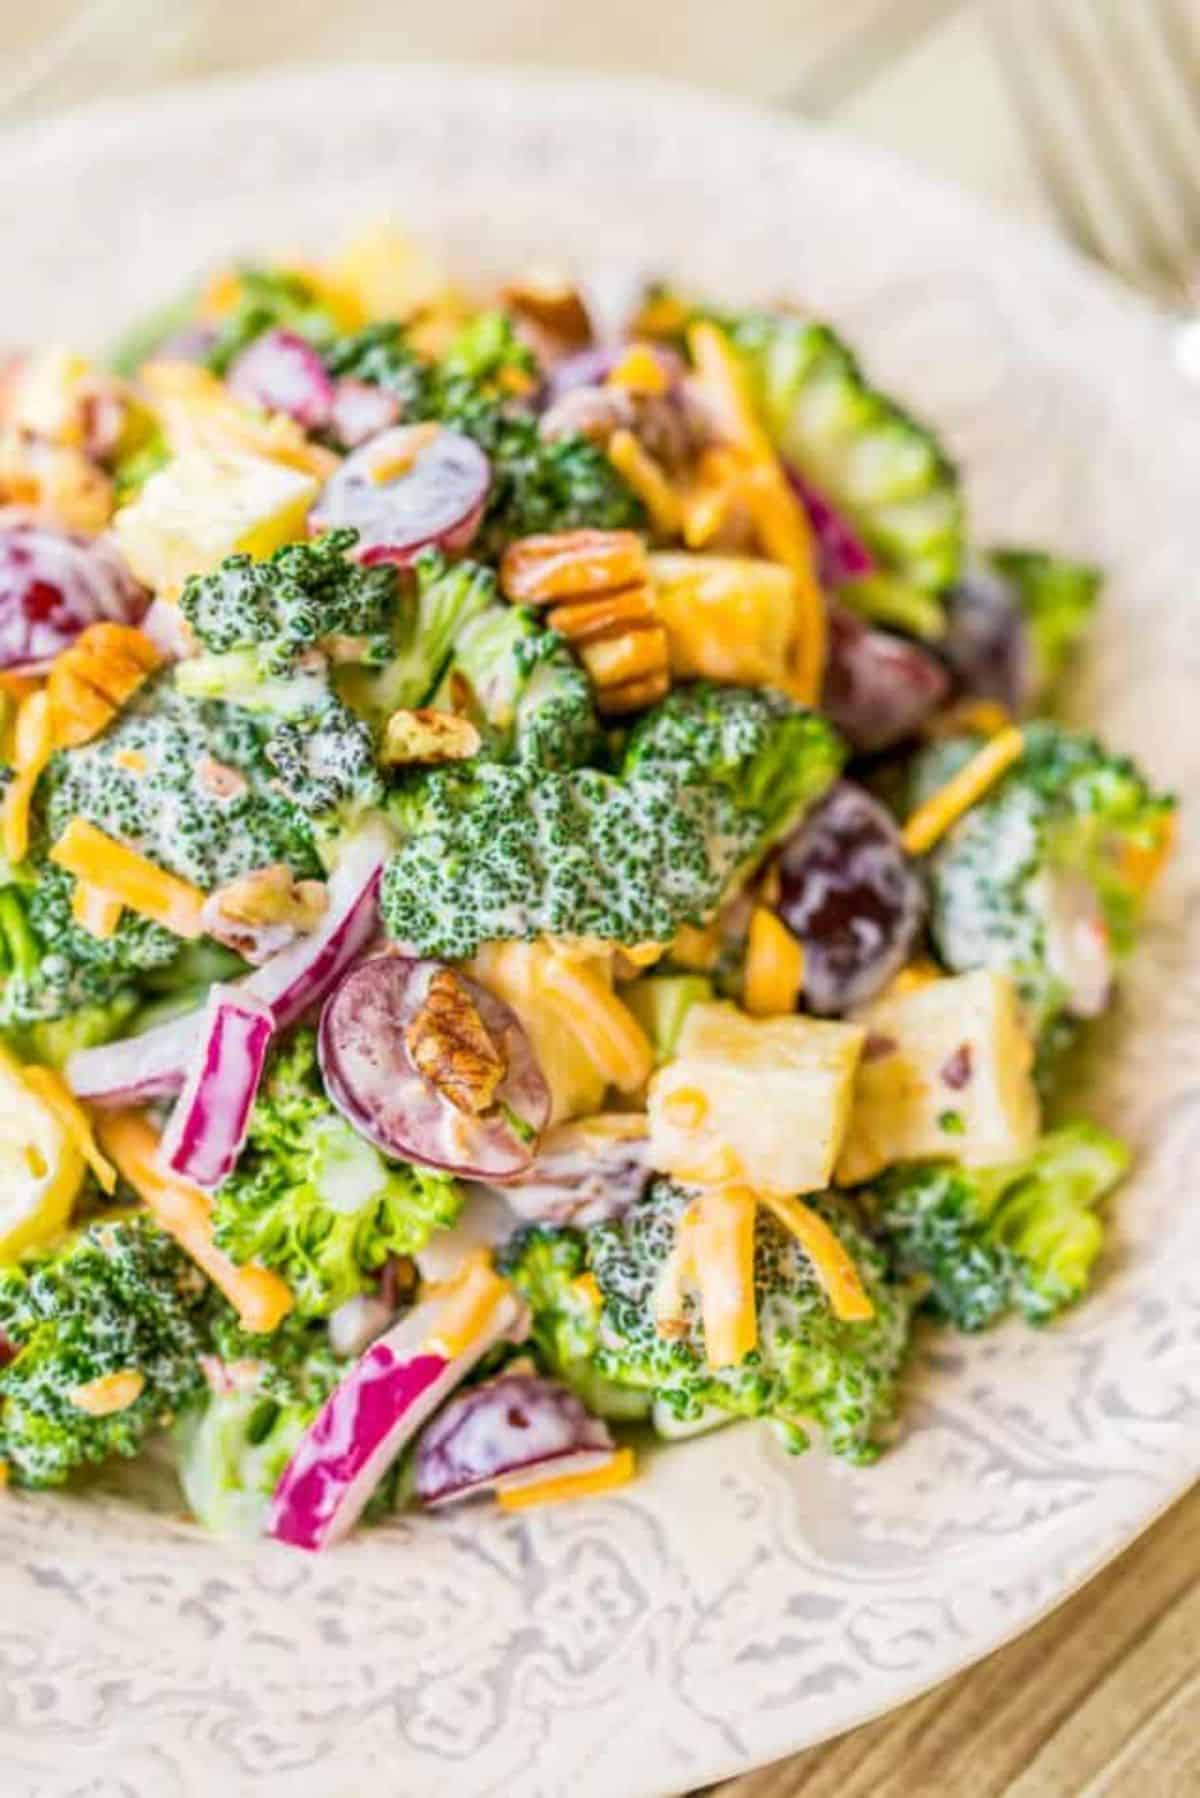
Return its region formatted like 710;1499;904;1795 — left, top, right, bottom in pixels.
226;328;335;432
310;425;490;566
775;781;926;1014
319;954;549;1178
822;602;950;753
328;378;402;449
940;562;1030;712
0;517;146;670
791;472;874;588
413;1371;613;1508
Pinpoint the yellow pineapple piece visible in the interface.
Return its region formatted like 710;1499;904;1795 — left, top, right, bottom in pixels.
836;969;1040;1185
647;553;801;691
647;1001;864;1197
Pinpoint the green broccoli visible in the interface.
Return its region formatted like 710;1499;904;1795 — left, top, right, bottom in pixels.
867;1122;1130;1329
0;1216;213;1488
180;531;397;677
173;1317;341;1535
211;1028;461;1317
430;602;599;770
337;550;497;726
381;684;842;958
724;310;964;596
501;1180;913;1462
919;722;1174;1046
108;265;341;379
323;322;430;418
988;549;1101;703
263;693;385;848
1;681;319;1028
423;311;642;550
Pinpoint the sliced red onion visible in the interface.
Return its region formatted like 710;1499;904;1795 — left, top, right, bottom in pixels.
268;1280;524;1551
0;518;146;670
310;425;490;566
329;378;403;449
243;819;392;1031
226;328;335;432
160;985;274;1189
319;956;550;1179
498;1115;650;1226
327;1291;396;1359
65;1006;204;1106
790;472;875;589
413;1372;613;1508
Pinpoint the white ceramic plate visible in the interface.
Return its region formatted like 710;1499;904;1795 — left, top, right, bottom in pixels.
1;64;1198;1798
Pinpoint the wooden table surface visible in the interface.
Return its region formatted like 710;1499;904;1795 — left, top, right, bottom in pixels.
1;3;1195;1792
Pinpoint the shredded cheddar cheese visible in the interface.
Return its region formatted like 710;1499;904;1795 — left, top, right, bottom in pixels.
68;1369;146;1417
427;1250;511;1359
99;1110;294;1333
50;819;206;939
607;344;669;396
2;690;53;866
71;879;124;940
1119;811;1176;895
900;727;1025;856
538;953;655;1093
21;1065;116;1194
759;1192;875;1322
606;428;682;536
692;1185;758;1369
743;907;806;1017
497;1446;636;1511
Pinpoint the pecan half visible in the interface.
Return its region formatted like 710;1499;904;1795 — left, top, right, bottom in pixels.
405;967;508;1116
381;707;482;766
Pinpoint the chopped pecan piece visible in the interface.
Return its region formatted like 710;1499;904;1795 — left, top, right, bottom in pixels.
381;707;482;766
213;863;328;930
405;967;508;1116
499;529;647;605
502;270;592;352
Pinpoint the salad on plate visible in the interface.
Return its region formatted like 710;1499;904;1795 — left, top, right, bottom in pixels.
0;228;1173;1550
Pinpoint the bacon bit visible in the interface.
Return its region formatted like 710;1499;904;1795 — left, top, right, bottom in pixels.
380;707;481;766
68;1369;145;1417
367;422;441;485
195;756;248;801
606;429;681;536
939;1043;974;1090
405;967;508;1116
47;623;162;749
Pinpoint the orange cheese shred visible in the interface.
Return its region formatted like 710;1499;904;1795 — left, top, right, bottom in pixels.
2;690;53;866
21;1065;116;1194
743;907;806;1017
497;1446;636;1512
759;1192;875;1322
692;1185;758;1369
71;879;124;940
537;953;655;1093
426;1250;512;1359
50;818;206;939
900;727;1025;856
99;1110;294;1333
606;428;682;536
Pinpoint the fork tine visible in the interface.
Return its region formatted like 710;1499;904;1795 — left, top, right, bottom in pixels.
985;3;1115;272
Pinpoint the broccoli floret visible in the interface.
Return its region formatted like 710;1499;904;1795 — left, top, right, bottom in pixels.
2;681;319;1027
173;1317;341;1535
423;312;641;550
381;685;842;958
339;550;497;727
431;602;599;771
211;1029;461;1317
988;549;1101;702
2;987;140;1071
180;532;397;675
263;693;384;846
724;310;964;594
323;322;430;417
502;1181;913;1462
920;722;1175;1045
621;682;845;840
867;1122;1130;1329
0;1216;213;1488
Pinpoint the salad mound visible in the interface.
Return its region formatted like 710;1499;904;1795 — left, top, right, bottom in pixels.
0;228;1173;1548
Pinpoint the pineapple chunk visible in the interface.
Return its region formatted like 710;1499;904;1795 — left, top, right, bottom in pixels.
112;448;318;596
647;553;800;690
0;1046;85;1262
836;969;1039;1185
647;1001;864;1195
